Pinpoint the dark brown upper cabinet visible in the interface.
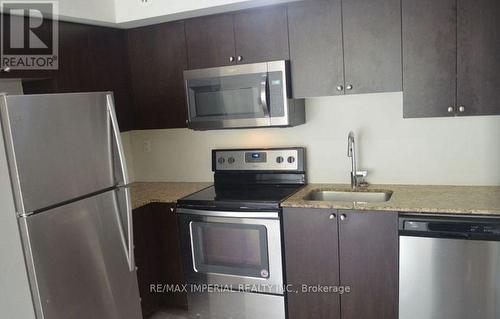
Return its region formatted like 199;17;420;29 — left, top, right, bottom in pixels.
127;21;188;129
21;21;135;132
283;208;398;319
233;6;289;64
402;0;457;118
342;0;402;95
87;27;135;131
185;5;289;69
457;0;500;116
288;0;402;98
403;0;500;117
287;0;344;98
54;21;94;93
185;14;236;69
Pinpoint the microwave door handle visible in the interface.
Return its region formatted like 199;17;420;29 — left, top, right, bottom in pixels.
260;79;270;117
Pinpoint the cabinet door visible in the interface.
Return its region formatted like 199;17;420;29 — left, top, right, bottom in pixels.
343;0;401;94
88;27;135;131
185;14;236;69
287;0;344;98
338;211;398;319
158;205;188;309
457;0;500;116
127;21;188;129
55;21;94;93
402;0;457;118
27;21;93;93
132;204;164;317
282;208;340;319
234;6;289;64
133;204;187;316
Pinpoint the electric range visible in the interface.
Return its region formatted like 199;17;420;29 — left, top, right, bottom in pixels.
176;147;306;319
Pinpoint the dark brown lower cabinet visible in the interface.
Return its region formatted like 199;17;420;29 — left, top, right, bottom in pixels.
283;208;340;319
338;210;399;319
133;203;187;318
283;208;398;319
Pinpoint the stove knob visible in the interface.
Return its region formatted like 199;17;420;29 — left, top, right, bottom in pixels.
287;156;296;164
228;157;235;164
276;156;284;163
218;157;225;164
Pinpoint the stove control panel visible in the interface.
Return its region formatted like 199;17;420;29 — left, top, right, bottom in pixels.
213;148;305;171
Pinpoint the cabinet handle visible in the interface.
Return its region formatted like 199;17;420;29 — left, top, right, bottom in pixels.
340;214;347;221
458;106;465;113
336;85;344;92
447;106;454;113
346;84;353;90
329;213;336;220
237;56;243;62
229;56;235;62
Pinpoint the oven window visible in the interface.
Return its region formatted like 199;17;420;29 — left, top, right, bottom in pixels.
190;221;270;279
187;73;269;120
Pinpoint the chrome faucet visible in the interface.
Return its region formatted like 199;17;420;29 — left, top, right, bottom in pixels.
347;131;367;189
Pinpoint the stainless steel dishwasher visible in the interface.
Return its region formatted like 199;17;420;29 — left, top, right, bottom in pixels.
399;215;500;319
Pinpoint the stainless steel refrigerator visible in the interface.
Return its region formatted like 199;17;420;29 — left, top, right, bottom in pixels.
0;92;142;319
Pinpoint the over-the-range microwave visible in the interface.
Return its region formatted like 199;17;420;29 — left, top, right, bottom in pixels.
183;60;305;130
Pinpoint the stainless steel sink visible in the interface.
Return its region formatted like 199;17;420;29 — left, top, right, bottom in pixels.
304;190;393;203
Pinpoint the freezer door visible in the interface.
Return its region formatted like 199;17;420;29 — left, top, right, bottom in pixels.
19;189;141;319
0;92;129;214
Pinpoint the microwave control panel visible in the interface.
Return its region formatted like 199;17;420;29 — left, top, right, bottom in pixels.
268;71;285;117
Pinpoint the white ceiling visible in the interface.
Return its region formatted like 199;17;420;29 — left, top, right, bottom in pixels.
55;0;300;28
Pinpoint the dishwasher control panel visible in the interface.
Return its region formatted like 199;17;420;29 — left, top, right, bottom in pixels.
400;215;500;240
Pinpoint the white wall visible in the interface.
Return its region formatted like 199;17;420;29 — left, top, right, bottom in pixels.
29;0;298;28
13;0;118;27
58;0;115;25
126;92;500;186
115;0;298;28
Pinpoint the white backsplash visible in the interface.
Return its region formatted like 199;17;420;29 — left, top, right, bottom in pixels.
121;92;500;186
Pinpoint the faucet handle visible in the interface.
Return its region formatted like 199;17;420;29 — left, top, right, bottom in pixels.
355;171;368;177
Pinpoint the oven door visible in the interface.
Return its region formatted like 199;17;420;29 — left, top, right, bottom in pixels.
184;62;288;130
178;209;283;295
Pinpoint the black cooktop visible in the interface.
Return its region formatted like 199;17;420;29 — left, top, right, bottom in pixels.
177;184;303;211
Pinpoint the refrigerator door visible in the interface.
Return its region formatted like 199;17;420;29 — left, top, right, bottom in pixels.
0;92;129;214
19;188;141;319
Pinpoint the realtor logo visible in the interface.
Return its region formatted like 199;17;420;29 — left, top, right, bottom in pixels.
1;1;58;70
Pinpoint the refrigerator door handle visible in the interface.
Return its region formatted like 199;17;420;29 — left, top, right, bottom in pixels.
122;186;135;272
106;93;135;272
106;93;130;186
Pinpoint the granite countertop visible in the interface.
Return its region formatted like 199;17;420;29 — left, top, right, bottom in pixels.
282;184;500;215
129;182;500;215
130;182;212;209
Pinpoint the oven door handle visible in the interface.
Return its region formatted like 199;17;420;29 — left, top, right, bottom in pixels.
177;208;279;219
260;77;270;117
